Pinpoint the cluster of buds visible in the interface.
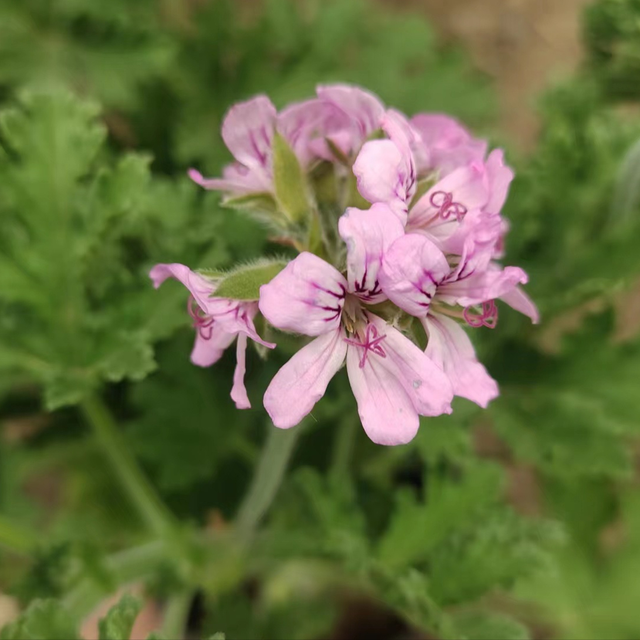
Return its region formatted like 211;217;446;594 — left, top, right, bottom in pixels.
151;85;538;445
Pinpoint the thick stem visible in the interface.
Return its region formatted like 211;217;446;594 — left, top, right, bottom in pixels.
235;426;301;535
0;514;38;555
161;590;193;640
330;417;358;480
80;394;175;538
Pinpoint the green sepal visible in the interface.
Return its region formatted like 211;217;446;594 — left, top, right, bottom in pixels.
272;132;311;223
213;260;289;300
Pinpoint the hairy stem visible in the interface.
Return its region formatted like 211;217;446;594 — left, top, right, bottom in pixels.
80;394;176;537
0;514;38;555
235;425;301;535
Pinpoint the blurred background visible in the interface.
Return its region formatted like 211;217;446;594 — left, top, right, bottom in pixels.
1;0;640;639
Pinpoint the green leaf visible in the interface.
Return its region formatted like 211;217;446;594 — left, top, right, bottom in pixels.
377;462;504;569
213;260;288;300
272;132;310;223
0;600;78;640
98;594;142;640
453;612;530;640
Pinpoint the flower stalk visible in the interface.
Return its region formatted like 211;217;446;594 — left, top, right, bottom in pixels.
80;394;176;538
235;425;301;535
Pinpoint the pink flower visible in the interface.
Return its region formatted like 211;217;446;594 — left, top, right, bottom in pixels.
189;96;277;196
150;263;275;409
353;112;513;260
190;85;386;198
379;233;537;407
409;113;488;175
258;206;454;445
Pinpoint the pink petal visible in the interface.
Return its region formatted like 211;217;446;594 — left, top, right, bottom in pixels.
317;84;385;150
207;300;275;348
221;95;277;172
230;333;251;409
367;314;454;417
408;162;491;231
410;113;487;174
264;328;347;429
500;286;540;324
190;327;235;368
484;149;514;214
149;263;214;311
379;233;450;316
439;264;529;307
352;139;410;222
346;344;420;446
424;313;499;408
277;98;347;166
338;203;404;303
259;252;347;336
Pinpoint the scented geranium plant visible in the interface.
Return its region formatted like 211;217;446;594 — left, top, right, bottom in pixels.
155;85;537;445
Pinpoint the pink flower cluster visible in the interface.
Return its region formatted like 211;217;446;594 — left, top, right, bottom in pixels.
152;85;538;446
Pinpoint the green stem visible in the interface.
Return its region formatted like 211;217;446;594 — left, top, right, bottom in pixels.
235;425;301;535
162;590;193;640
0;514;38;555
330;418;358;480
80;394;176;537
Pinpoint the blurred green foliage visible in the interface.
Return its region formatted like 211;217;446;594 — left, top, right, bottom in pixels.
0;0;640;639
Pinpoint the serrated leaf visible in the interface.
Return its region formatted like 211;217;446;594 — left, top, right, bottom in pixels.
98;594;142;640
272;132;310;223
377;463;503;569
0;600;78;640
213;260;288;300
97;334;157;383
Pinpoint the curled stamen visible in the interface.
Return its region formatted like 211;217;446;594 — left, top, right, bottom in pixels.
463;300;498;329
344;323;388;368
430;191;468;222
187;296;215;340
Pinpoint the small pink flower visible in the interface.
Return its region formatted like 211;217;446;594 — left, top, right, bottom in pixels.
258;205;453;445
353;112;513;260
190;84;386;198
150;263;275;409
379;233;537;407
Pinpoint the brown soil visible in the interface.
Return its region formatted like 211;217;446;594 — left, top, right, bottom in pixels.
386;0;592;147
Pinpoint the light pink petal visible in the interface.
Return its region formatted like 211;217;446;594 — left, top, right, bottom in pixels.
207;300;276;348
500;286;540;324
277;98;347;166
338;203;405;303
440;208;503;259
149;263;215;311
317;84;385;152
352;140;410;222
484;149;514;214
367;314;454;417
221;95;276;171
230;333;251;409
259;253;347;336
346;345;420;446
424;313;499;408
188;165;270;196
190;327;236;368
379;234;450;317
264;328;347;429
408;162;491;231
410;113;487;174
439;265;529;307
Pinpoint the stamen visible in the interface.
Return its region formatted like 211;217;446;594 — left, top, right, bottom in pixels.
430;191;468;222
344;323;388;368
187;296;215;340
463;300;498;329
